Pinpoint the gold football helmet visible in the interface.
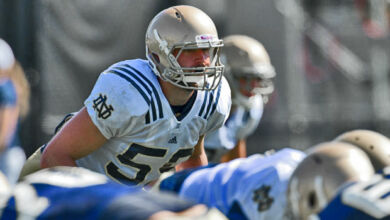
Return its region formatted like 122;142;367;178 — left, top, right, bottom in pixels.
146;5;224;90
334;129;390;172
221;35;275;107
0;38;15;71
286;142;375;220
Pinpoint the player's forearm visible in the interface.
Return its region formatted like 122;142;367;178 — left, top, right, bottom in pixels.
220;139;247;162
176;153;207;171
176;135;208;171
40;150;78;168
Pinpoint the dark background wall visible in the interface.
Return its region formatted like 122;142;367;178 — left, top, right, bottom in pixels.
1;0;389;157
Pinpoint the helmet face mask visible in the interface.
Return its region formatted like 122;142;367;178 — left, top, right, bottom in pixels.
146;5;224;91
234;72;274;98
226;65;275;108
164;43;223;90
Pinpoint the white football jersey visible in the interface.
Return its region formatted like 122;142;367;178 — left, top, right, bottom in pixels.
0;146;25;185
76;59;231;185
178;148;306;220
204;95;263;162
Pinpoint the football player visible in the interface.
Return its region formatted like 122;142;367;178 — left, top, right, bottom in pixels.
285;142;375;219
0;39;30;185
158;141;375;220
286;129;390;220
20;5;231;186
0;167;227;220
204;35;275;163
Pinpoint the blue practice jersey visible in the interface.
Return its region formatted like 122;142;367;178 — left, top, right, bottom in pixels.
0;167;196;220
316;170;390;220
160;148;306;220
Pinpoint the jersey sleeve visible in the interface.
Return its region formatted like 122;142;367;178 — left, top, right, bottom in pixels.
101;191;196;220
236;96;264;140
0;79;17;106
203;76;231;136
84;62;149;139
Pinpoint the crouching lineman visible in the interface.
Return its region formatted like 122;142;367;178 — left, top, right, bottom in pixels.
156;141;377;220
285;129;390;220
204;35;276;163
0;166;227;219
307;129;390;220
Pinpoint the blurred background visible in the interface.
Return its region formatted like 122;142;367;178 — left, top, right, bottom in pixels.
1;0;389;157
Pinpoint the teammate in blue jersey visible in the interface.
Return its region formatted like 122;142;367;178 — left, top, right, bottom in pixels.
20;5;231;185
286;129;390;220
1;167;226;220
304;129;390;220
0;39;30;185
204;35;276;163
158;141;377;220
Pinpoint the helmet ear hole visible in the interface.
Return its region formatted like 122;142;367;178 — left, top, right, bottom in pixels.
312;155;322;164
151;53;160;64
308;191;317;209
175;11;181;19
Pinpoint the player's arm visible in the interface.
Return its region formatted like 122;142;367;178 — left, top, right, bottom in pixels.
40;107;107;168
0;106;18;152
175;135;208;171
220;138;247;163
0;80;19;152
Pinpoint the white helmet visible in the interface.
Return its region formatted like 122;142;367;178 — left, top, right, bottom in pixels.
145;5;224;90
0;38;15;70
286;142;375;220
221;35;275;107
334;129;390;172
